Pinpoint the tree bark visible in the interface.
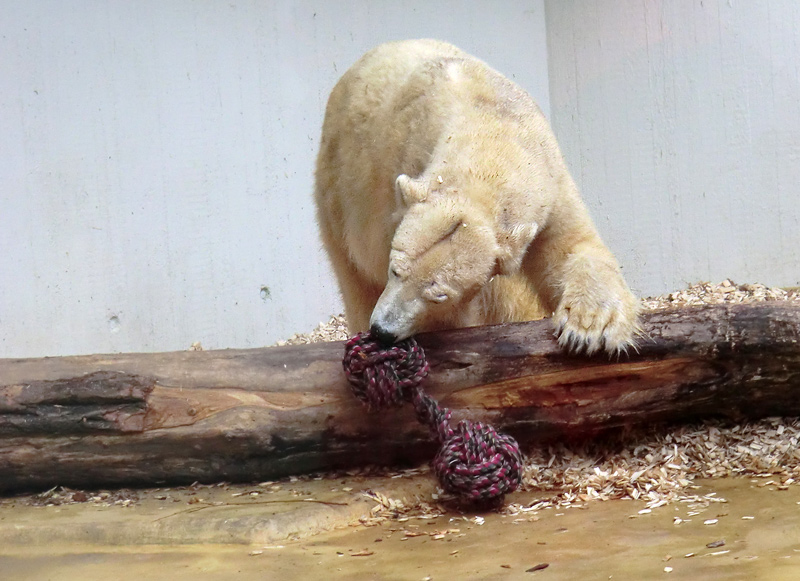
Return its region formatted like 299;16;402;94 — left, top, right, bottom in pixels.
1;303;799;492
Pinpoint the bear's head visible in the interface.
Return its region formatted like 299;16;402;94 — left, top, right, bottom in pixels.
369;174;536;344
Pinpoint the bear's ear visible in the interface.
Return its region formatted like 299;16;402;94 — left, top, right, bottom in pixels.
495;222;539;275
395;174;428;207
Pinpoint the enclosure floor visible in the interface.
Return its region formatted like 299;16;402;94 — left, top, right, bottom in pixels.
2;475;800;580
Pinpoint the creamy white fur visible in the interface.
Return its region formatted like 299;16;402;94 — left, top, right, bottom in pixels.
315;39;639;354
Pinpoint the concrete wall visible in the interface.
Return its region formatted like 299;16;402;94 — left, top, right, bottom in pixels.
8;0;796;359
546;0;800;297
0;1;549;357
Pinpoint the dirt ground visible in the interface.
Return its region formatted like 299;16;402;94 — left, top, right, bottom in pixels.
3;281;800;579
2;474;800;580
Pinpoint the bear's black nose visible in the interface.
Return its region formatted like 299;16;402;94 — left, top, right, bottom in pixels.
370;323;398;346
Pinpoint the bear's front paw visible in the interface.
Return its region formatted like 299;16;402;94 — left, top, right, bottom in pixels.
553;293;640;357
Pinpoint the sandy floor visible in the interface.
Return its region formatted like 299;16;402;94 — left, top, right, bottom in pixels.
2;474;800;580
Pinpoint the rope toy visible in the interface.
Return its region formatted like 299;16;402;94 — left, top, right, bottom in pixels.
343;331;523;502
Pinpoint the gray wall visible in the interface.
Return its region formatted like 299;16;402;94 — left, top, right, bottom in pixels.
0;1;549;357
6;0;798;359
546;0;800;297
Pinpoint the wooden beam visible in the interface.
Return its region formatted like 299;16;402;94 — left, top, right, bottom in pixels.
1;303;799;492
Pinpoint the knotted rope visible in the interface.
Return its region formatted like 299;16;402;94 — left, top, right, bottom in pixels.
343;331;523;502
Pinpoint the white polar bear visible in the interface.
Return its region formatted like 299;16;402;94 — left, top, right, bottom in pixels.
315;39;639;355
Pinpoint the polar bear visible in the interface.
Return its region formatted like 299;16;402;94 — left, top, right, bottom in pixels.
314;39;639;355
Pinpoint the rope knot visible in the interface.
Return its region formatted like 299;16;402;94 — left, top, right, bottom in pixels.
434;420;523;501
343;331;522;502
343;332;429;410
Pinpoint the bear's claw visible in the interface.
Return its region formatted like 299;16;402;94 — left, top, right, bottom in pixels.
553;299;640;358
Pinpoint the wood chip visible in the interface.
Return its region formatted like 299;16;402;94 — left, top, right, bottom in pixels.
526;563;549;572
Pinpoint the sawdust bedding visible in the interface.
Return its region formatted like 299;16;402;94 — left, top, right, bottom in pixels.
283;281;800;516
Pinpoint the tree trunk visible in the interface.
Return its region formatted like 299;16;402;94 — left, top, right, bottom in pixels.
1;303;799;492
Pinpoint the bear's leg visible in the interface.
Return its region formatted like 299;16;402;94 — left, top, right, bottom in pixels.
523;228;640;356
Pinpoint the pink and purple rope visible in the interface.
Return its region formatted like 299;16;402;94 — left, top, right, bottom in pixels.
343;331;523;502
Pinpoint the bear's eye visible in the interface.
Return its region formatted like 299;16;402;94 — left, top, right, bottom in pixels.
390;268;400;278
425;284;449;303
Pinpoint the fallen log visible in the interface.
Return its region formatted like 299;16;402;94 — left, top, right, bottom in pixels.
1;303;799;492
